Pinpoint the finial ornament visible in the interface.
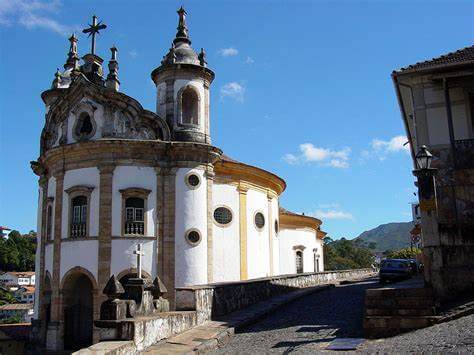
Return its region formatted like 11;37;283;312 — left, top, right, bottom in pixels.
198;48;207;67
64;33;79;70
52;68;62;88
82;15;107;55
106;45;120;91
174;6;190;44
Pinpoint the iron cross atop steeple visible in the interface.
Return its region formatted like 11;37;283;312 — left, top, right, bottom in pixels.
82;15;107;55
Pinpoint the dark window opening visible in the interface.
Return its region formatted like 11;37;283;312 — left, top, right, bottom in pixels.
70;196;87;238
214;207;232;225
181;88;199;125
296;251;303;274
75;112;94;139
255;212;265;229
125;197;144;235
46;204;53;240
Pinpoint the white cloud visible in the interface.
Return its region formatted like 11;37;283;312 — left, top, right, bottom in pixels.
220;82;245;102
283;143;351;168
360;135;410;163
129;49;138;58
312;208;354;220
219;47;238;57
0;0;75;35
244;56;254;64
371;135;410;153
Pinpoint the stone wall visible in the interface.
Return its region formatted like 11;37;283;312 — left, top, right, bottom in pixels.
176;269;373;321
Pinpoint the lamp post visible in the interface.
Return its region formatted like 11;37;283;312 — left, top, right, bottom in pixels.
413;145;437;213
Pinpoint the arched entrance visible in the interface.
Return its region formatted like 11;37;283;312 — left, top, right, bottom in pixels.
62;272;94;350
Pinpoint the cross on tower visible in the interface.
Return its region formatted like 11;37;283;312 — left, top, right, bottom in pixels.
82;15;107;55
133;243;145;279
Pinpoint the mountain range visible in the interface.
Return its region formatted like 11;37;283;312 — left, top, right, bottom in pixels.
352;222;413;252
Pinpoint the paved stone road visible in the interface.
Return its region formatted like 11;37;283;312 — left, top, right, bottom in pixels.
213;278;474;354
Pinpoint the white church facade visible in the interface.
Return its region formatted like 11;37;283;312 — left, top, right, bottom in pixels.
30;9;325;350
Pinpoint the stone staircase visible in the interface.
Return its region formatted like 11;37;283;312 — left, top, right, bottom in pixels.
363;283;437;338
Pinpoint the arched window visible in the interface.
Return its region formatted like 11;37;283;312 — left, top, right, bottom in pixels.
181;87;199;125
313;249;320;273
295;250;304;274
71;196;87;238
125;197;145;235
74;112;95;140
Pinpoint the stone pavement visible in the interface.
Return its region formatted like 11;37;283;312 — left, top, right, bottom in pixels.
213;278;474;354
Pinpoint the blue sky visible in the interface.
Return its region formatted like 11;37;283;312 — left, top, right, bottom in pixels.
0;0;472;239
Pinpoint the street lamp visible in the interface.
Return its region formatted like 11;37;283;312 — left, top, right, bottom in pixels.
413;145;437;212
415;145;433;170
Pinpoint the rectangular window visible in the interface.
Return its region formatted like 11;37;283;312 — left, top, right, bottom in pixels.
126;207;134;221
134;208;144;222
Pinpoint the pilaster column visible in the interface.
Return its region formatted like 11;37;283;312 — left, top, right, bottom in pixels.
238;184;248;280
267;192;275;276
37;177;48;339
50;171;64;322
162;167;177;308
97;165;115;290
205;166;215;283
155;166;165;281
47;170;64;350
165;79;175;132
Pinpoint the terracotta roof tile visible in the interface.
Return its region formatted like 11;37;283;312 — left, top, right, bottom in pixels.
395;45;474;74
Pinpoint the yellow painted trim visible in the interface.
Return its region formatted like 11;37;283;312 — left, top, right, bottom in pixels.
267;196;274;276
238;185;248;280
279;213;325;239
214;160;286;196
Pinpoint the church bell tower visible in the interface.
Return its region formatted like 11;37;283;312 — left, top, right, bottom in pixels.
151;7;215;144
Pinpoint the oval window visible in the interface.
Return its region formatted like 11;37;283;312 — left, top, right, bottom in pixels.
214;207;233;226
185;229;201;246
186;173;200;188
255;212;265;229
274;220;279;234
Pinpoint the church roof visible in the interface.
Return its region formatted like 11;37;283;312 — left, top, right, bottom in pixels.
393;45;474;75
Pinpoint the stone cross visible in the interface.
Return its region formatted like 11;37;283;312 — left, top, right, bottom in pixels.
82;15;107;55
133;243;145;279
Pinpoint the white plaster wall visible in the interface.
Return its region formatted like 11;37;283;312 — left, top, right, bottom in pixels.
212;183;240;282
174;79;206;132
112;166;157;237
156;82;166;118
111;239;157;278
175;168;208;287
270;198;280;275
278;227;319;275
33;187;43;318
47;177;56;241
67;98;104;143
246;189;270;280
44;244;53;277
62;168;100;238
60;240;99;281
426;107;450;145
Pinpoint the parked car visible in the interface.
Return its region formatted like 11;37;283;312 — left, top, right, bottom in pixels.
379;259;412;283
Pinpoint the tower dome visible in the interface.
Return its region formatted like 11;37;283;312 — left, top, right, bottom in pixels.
151;7;214;144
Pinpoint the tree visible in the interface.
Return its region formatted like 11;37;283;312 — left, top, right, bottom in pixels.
323;237;375;270
387;247;421;259
0;230;37;271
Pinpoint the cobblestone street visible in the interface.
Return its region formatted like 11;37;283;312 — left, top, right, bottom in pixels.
213;278;474;354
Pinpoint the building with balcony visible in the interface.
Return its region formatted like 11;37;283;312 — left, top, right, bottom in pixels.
392;45;474;300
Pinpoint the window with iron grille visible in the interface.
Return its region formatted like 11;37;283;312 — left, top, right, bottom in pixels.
254;212;265;229
124;197;145;235
70;196;87;238
46;204;53;240
296;251;304;274
213;207;232;226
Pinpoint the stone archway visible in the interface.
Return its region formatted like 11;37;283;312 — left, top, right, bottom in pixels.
61;270;95;350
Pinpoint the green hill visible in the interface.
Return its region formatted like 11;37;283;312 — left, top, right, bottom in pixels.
352;222;413;252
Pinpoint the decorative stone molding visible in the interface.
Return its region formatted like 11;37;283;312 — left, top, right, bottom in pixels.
293;245;306;251
71;101;98;142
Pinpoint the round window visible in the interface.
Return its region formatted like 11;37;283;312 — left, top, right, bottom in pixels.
274;220;279;234
185;229;201;246
254;212;265;229
214;207;233;226
186;173;200;188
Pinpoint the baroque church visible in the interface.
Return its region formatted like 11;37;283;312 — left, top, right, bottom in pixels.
30;8;326;350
